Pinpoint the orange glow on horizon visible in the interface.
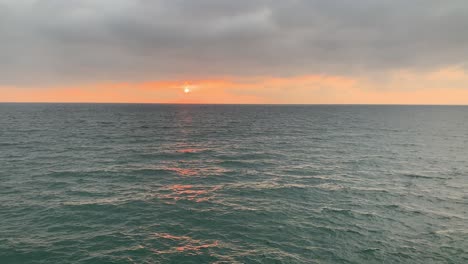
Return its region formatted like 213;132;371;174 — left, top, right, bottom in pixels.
1;69;468;104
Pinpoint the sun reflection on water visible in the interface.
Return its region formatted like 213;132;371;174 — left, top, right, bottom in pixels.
158;184;221;203
151;232;219;255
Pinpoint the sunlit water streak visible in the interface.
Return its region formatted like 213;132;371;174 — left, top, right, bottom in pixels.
0;104;467;263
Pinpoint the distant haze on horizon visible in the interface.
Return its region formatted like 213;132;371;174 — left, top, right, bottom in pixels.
1;0;468;104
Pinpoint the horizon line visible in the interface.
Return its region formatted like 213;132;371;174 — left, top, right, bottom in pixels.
1;102;467;106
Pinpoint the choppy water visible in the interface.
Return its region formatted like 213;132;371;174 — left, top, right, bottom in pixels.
0;104;467;263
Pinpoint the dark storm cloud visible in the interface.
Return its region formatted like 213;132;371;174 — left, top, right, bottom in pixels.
0;0;467;85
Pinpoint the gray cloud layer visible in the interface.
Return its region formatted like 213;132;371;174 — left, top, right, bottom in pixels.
1;0;467;85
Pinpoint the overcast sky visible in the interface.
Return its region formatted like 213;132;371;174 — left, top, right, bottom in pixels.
1;0;468;103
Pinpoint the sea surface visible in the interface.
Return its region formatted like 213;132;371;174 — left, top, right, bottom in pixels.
0;104;467;264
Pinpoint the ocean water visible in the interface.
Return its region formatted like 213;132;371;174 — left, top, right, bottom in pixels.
0;104;467;264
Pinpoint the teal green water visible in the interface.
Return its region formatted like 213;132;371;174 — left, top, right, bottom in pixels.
0;104;467;263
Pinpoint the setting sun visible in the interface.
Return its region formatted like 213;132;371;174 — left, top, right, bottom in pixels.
184;87;190;93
